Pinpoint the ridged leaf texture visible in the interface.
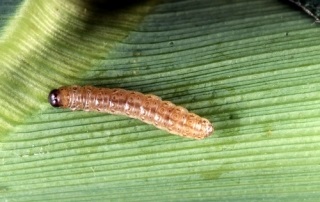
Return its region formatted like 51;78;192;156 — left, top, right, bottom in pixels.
1;0;320;201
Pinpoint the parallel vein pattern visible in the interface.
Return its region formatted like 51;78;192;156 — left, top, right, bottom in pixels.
1;0;320;201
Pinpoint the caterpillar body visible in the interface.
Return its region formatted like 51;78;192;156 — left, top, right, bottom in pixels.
48;85;213;139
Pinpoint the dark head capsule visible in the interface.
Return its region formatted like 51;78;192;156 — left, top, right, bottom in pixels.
48;89;62;107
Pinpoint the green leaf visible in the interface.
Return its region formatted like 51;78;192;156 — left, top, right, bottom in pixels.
1;0;320;201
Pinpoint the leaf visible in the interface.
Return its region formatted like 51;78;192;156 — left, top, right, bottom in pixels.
1;0;320;201
287;0;320;22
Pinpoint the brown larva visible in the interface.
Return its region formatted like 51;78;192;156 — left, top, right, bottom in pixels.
48;85;213;139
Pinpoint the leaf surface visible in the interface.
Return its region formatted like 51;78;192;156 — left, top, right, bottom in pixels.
1;0;320;201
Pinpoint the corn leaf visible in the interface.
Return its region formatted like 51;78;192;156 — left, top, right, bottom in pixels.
1;0;320;201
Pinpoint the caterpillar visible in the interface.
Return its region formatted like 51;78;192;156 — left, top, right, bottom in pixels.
48;85;213;139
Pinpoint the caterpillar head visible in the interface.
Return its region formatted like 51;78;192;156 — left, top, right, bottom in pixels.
48;89;62;107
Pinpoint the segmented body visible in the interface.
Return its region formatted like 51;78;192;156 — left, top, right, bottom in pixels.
48;85;213;139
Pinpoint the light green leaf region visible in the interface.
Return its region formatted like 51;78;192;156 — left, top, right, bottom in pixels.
1;0;320;201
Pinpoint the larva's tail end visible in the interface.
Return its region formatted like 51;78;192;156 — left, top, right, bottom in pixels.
206;127;214;139
48;89;62;107
194;122;214;140
207;123;214;136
